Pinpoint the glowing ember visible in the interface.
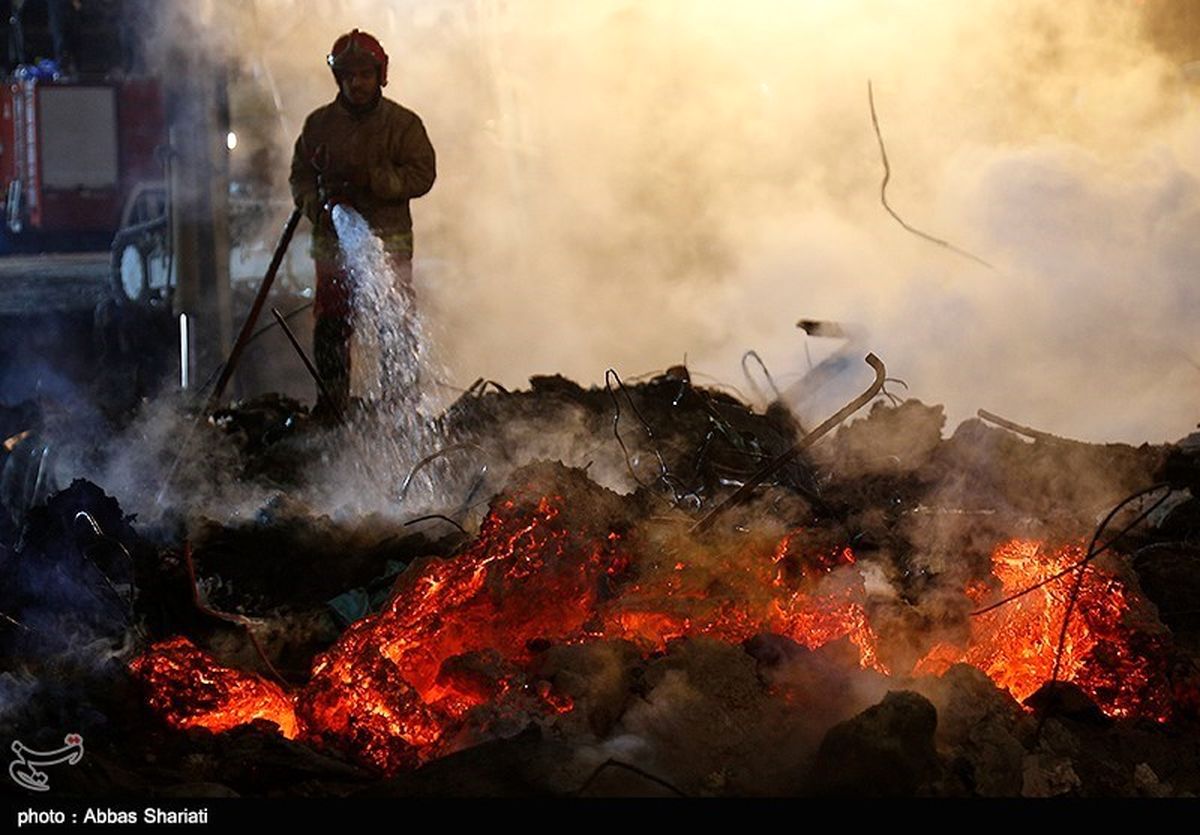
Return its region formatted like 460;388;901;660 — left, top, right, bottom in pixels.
129;636;299;739
131;492;1181;773
292;488;884;771
603;528;883;671
914;539;1174;721
134;482;882;773
294;489;631;771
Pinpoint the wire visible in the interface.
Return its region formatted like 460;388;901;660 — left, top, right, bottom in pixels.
194;301;315;398
180;542;287;687
741;350;783;403
868;80;994;270
1047;484;1174;694
575;758;688;798
971;483;1172;617
604;369;684;504
398;442;485;501
403;514;468;535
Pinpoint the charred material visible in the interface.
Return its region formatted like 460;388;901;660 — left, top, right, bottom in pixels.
3;368;1200;798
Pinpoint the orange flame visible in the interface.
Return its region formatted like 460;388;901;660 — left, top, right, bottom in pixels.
132;511;1180;772
914;539;1174;721
129;636;299;739
134;492;882;773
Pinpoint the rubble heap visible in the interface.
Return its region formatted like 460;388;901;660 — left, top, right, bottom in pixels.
3;370;1200;797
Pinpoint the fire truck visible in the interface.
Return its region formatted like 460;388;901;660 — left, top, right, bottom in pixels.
0;71;165;237
0;62;176;451
0;69;168;292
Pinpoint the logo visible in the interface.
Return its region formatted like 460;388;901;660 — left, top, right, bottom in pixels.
9;734;84;792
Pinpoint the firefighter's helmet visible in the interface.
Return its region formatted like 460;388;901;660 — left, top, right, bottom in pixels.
327;29;389;87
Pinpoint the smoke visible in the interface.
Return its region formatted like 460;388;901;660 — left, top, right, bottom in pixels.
79;0;1199;517
188;0;1199;444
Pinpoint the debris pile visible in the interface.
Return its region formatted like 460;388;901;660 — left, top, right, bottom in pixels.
3;366;1200;797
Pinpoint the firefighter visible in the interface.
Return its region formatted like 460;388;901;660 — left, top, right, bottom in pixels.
289;29;436;418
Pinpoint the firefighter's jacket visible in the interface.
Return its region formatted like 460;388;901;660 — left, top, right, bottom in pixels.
290;95;436;261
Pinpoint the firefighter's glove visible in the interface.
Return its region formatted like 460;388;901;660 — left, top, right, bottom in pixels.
322;179;359;212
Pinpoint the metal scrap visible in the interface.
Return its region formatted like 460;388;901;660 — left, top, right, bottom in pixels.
977;409;1083;446
270;306;334;409
693;353;888;534
398;442;485;502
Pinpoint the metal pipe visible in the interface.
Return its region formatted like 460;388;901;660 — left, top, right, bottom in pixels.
179;313;190;390
692;353;887;535
269;306;331;407
205;206;302;412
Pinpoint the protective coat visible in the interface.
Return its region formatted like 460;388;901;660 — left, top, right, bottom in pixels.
290;96;436;261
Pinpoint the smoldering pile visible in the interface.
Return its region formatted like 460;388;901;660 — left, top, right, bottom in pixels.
3;364;1200;798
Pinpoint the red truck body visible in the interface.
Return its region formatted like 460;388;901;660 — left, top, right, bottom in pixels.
0;76;165;236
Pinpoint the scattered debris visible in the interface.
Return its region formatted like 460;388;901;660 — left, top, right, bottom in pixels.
4;367;1200;797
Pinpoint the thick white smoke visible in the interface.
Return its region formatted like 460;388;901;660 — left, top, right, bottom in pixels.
209;0;1200;444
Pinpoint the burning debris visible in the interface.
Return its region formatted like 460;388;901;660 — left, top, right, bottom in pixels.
130;637;299;740
914;539;1176;721
4;365;1200;798
7;0;1200;809
131;462;886;775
